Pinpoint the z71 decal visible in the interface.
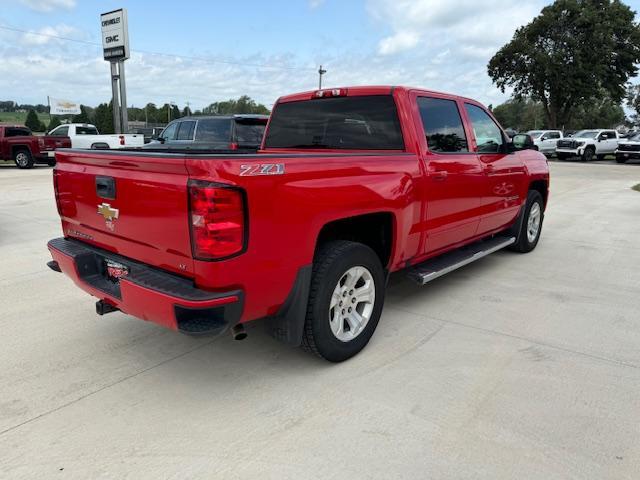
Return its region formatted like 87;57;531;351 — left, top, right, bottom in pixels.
240;163;285;176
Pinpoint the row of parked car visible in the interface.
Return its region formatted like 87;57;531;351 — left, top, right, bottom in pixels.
526;129;639;163
0;114;270;169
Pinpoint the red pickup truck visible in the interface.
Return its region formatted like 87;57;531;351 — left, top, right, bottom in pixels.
47;86;549;362
0;125;71;168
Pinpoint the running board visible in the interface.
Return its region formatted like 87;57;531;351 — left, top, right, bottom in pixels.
407;235;516;285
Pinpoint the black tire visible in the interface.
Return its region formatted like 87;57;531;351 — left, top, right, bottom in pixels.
509;190;544;253
616;156;627;164
13;149;34;169
582;147;595;162
556;153;567;161
46;159;56;167
596;154;605;161
302;240;385;362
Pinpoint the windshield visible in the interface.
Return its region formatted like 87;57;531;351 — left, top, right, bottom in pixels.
627;133;640;141
573;130;598;139
527;130;543;138
264;95;404;150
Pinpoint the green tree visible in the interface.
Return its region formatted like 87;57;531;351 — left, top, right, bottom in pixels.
182;106;192;117
626;83;640;123
25;109;43;131
47;116;61;131
94;102;114;134
202;95;270;115
488;0;640;128
492;98;546;131
72;105;91;124
571;94;626;129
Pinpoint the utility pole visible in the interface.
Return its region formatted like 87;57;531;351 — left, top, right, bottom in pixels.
318;65;327;90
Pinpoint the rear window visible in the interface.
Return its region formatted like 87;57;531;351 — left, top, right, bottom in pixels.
76;126;99;135
234;120;266;145
5;127;31;137
264;95;404;150
195;118;231;142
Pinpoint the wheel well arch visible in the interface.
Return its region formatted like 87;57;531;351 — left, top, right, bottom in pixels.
529;179;548;207
315;212;395;269
91;142;110;150
11;145;32;156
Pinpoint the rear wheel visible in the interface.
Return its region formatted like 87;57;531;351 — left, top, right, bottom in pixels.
509;190;544;253
616;155;627;164
557;153;568;161
302;240;385;362
596;154;605;161
13;149;34;169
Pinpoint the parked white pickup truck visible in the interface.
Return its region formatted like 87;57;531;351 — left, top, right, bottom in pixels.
556;129;619;162
47;123;144;150
526;130;563;155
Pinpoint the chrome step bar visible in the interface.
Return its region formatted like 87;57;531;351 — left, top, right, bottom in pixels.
407;235;516;285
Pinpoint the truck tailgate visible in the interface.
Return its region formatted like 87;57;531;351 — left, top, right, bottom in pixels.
54;150;194;276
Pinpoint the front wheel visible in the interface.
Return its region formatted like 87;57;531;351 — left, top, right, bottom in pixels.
616;156;627;164
302;241;385;362
582;148;595;162
14;149;34;169
509;190;544;253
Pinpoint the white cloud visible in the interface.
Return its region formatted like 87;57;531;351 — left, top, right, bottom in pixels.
309;0;325;8
21;24;78;45
19;0;76;13
379;31;420;55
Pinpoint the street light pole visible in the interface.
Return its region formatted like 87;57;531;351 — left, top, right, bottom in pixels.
318;65;327;90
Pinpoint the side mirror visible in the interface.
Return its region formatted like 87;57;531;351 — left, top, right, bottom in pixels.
511;133;535;151
156;137;165;144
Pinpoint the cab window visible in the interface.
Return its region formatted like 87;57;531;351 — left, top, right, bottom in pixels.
464;103;504;153
50;126;69;137
417;97;468;153
160;122;178;141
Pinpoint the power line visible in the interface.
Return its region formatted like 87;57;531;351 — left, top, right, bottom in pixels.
0;24;318;72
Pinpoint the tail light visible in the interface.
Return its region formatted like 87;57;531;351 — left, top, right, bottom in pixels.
52;169;63;216
229;142;238;151
119;135;125;146
188;181;247;260
313;88;346;98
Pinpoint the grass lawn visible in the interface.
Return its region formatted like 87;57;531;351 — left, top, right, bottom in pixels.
0;111;50;125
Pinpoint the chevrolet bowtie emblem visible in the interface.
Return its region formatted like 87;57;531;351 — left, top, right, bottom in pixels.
97;203;119;221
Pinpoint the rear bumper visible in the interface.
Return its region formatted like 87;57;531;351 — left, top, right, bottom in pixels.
47;237;244;336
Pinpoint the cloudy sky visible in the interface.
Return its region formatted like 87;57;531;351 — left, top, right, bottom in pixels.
0;0;638;110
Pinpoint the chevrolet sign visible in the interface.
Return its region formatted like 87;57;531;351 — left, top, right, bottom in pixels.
100;8;129;61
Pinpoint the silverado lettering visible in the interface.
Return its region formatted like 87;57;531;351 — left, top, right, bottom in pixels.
47;86;549;362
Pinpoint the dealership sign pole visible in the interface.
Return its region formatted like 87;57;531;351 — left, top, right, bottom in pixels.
100;8;130;134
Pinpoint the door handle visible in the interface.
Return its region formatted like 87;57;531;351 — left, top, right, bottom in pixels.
431;170;448;181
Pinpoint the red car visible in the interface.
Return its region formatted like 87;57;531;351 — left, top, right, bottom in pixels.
0;125;71;168
47;86;549;362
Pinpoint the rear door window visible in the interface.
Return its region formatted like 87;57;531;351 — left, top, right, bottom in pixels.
264;95;404;150
464;103;504;153
6;127;31;137
176;121;196;140
195;118;231;142
417;97;468;153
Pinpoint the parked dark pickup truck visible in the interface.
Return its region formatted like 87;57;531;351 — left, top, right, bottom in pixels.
143;115;269;152
48;86;549;362
0;125;71;168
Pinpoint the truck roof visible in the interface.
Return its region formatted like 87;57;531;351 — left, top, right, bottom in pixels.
276;85;483;106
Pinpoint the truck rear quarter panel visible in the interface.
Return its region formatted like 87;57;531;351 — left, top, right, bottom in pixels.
186;152;423;321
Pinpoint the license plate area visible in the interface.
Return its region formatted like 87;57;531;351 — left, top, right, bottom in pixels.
104;259;129;283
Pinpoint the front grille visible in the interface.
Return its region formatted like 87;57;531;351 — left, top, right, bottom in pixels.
618;143;640;152
557;140;576;149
